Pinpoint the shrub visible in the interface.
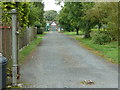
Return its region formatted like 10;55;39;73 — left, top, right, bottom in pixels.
35;23;44;34
37;27;44;34
92;31;112;45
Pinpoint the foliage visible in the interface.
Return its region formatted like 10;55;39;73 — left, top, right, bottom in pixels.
28;2;45;27
68;2;83;35
58;2;84;34
58;2;118;42
34;2;45;27
1;2;45;33
84;3;106;30
28;3;40;26
1;2;30;27
58;4;73;32
58;2;95;36
84;2;118;40
29;2;45;34
73;36;118;64
80;3;95;38
92;31;112;45
44;10;58;21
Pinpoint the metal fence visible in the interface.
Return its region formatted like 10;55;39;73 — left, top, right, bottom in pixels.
0;26;37;61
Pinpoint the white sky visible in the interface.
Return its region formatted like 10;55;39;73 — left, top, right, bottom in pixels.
43;0;63;12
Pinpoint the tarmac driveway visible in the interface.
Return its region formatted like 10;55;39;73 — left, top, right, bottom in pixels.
20;31;118;88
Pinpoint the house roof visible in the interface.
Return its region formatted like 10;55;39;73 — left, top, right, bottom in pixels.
51;22;56;25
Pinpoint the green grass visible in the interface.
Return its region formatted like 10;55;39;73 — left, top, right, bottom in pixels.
61;31;84;35
91;28;107;31
91;28;98;31
63;31;118;64
75;37;118;64
6;33;46;87
7;32;48;68
18;34;45;64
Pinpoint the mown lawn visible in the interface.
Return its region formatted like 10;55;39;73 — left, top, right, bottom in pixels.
61;31;84;35
63;31;118;64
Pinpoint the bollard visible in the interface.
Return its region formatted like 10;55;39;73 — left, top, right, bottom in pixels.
0;56;7;89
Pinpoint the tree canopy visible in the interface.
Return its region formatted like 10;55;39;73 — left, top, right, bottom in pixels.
44;10;58;21
58;2;118;40
28;2;45;27
1;2;45;29
58;2;84;35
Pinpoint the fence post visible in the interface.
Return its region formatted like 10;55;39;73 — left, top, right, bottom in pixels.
11;9;18;86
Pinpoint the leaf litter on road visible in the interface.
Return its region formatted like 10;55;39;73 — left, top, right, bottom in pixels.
80;80;94;85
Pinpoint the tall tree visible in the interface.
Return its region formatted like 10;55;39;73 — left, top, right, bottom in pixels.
28;2;45;27
44;10;58;21
68;2;83;35
81;2;95;38
58;3;73;32
58;2;84;34
84;2;118;40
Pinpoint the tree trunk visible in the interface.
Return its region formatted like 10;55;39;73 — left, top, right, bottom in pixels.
84;21;91;38
76;27;79;35
83;30;91;38
98;24;101;31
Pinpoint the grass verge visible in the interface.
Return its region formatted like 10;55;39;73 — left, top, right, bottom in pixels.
63;31;118;64
18;33;46;64
7;33;47;68
6;32;47;88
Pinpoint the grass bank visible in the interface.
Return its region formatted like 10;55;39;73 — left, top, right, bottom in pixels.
18;33;46;64
7;33;47;69
63;31;118;64
6;33;47;88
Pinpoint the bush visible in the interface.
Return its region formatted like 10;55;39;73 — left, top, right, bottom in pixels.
37;27;44;34
35;23;44;34
92;31;112;45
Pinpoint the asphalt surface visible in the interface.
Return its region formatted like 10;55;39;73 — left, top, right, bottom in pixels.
20;31;118;88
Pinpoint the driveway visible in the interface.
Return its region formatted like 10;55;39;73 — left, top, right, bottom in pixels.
20;31;118;88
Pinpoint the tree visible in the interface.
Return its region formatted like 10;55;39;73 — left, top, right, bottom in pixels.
44;10;58;21
1;2;30;28
80;2;95;38
58;2;118;40
28;2;45;27
58;2;84;34
68;2;83;35
34;2;45;27
103;2;118;40
84;2;118;40
58;4;73;32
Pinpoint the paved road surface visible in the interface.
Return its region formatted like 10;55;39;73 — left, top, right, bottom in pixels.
20;31;118;88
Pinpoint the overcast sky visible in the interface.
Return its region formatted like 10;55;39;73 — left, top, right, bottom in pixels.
43;0;63;12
